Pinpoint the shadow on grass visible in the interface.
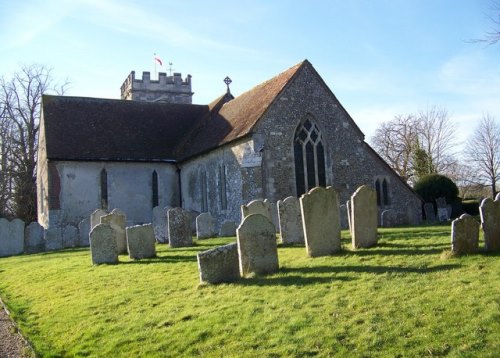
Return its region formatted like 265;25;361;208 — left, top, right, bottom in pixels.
342;247;446;256
236;274;354;287
120;253;198;264
280;264;461;275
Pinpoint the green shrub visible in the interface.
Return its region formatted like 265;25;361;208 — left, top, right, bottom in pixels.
414;174;459;204
462;200;480;216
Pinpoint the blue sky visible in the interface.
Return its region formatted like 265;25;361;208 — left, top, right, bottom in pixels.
1;0;498;147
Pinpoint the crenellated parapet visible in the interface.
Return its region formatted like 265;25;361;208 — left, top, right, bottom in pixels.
120;71;193;104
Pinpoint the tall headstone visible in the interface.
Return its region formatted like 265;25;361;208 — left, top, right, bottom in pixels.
241;199;273;223
219;220;237;237
90;209;108;230
424;202;436;222
62;225;79;248
451;214;479;255
479;195;500;252
277;196;304;245
0;218;25;257
197;243;239;284
351;185;378;248
126;224;156;259
436;197;449;222
90;223;118;265
100;209;127;254
152;206;171;243
237;214;279;276
300;187;341;257
196;212;216;240
78;217;91;246
168;207;192;248
24;222;45;254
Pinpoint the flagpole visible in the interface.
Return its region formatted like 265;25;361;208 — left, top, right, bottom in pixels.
154;53;157;80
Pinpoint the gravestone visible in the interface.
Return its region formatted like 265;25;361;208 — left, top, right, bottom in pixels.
196;212;216;240
339;204;349;230
346;200;353;235
351;185;378;248
90;209;108;230
451;214;479;255
100;209;127;254
300;187;341;257
78;217;91;246
436;197;449;222
241;199;273;223
152;206;171;243
0;218;25;257
187;210;200;235
219;220;237;237
277;196;304;245
197;243;239;284
24;222;45;254
269;202;280;233
237;214;279;276
62;225;79;248
89;223;118;265
126;224;156;259
168;207;192;248
380;209;395;228
479;196;500;252
44;226;63;251
424;202;436;222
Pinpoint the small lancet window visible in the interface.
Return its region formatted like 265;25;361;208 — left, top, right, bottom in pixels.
100;168;108;210
375;177;390;207
152;170;159;208
219;165;227;210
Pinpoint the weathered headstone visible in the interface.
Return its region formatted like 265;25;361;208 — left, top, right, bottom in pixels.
196;212;216;240
152;206;171;243
197;243;239;284
44;226;63;251
90;209;108;230
100;209;127;254
269;202;280;233
0;218;25;257
300;187;341;257
436;197;449;222
424;202;436;222
346;200;353;235
241;199;273;223
380;209;395;228
126;224;156;259
219;220;237;237
451;214;479;255
24;222;45;254
78;217;91;246
89;223;118;265
62;225;79;248
168;207;192;248
237;214;279;276
479;196;500;252
351;185;378;248
277;196;304;245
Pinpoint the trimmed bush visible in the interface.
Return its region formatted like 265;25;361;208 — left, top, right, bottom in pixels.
414;174;459;204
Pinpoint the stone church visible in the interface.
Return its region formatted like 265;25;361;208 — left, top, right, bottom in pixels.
37;60;422;232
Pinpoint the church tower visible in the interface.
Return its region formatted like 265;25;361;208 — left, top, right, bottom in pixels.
120;71;193;104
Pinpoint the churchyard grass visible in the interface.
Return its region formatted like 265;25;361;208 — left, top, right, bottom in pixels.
0;226;498;357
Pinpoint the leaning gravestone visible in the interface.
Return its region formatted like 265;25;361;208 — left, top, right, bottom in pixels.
277;196;304;245
168;207;192;248
451;214;479;255
90;209;108;231
300;187;341;257
90;223;118;265
241;199;273;223
479;195;500;252
62;225;79;248
0;218;25;257
237;214;279;276
424;202;436;222
197;243;239;284
44;226;63;251
351;185;378;248
219;220;237;237
196;212;216;240
24;221;45;254
78;217;91;247
100;209;127;254
152;206;171;243
126;224;156;259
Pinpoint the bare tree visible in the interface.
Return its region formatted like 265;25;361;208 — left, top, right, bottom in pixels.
470;1;500;45
0;104;14;217
464;114;500;198
0;64;68;222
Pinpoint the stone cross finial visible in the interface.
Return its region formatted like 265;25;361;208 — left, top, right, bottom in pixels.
224;76;232;93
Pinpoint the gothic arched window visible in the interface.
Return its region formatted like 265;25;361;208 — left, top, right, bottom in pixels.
375;177;390;207
294;118;326;196
152;170;159;208
100;168;108;210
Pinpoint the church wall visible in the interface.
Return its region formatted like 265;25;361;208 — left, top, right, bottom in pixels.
253;65;421;225
47;161;178;227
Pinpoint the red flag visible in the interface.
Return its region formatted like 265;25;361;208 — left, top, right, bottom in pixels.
154;54;163;66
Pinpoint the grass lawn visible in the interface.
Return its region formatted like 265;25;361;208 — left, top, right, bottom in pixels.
0;225;499;357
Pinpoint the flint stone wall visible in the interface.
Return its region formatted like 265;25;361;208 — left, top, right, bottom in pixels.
479;195;500;252
451;214;479;255
90;223;118;265
168;207;193;248
0;218;25;257
197;243;239;284
237;214;279;276
351;185;378;248
277;196;304;245
126;224;156;259
300;187;341;257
